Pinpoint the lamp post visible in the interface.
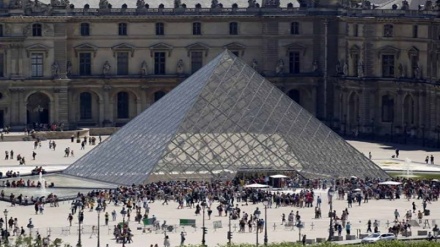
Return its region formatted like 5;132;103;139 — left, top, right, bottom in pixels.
227;211;232;246
3;209;8;244
96;205;102;247
262;200;269;246
77;211;83;247
327;188;335;241
201;201;207;247
120;207;127;247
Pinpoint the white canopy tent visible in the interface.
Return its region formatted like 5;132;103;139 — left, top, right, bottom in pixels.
270;174;289;178
378;181;402;185
244;183;269;188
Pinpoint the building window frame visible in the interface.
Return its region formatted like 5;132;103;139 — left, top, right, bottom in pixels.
79;92;92;120
32;23;42;37
31;53;44;77
381;54;395;78
353;24;359;37
0;24;3;37
117;52;129;75
154;52;166;75
289;51;300;74
193;22;201;35
79;52;92;76
191;51;203;74
156;22;164;35
0;53;4;77
290;22;299;35
383;24;393;38
229;22;238;35
118;23;128;36
412;25;418;38
117;92;129;119
80;23;90;36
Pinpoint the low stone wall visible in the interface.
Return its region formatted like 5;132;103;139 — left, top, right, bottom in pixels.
34;129;90;139
89;127;120;136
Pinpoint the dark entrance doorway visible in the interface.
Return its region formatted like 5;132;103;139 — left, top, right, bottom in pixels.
0;110;4;128
26;93;50;128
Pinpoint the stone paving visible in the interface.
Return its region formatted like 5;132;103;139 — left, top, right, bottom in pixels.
0;136;438;246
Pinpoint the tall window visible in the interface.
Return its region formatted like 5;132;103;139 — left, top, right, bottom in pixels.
353;24;359;37
79;53;92;76
382;55;395;77
79;92;92;120
290;22;299;35
154;52;166;75
154;91;166;102
383;24;393;37
117;52;129;75
117;92;129;119
118;23;127;36
31;53;43;77
0;53;4;77
381;95;394;122
156;23;164;35
289;52;300;74
193;22;201;35
0;25;3;37
412;25;418;38
191;52;203;74
352;54;359;77
32;24;42;37
229;22;238;35
410;56;418;78
80;23;90;36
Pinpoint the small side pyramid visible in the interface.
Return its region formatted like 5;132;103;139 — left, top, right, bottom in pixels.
63;51;389;185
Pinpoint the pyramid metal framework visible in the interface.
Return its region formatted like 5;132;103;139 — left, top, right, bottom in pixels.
63;51;389;185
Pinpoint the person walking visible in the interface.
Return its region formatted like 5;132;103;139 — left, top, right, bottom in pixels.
394;209;400;222
366;219;372;233
346;222;351;235
164;235;170;247
180;231;186;246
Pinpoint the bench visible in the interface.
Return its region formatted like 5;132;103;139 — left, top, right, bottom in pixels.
316;238;326;243
345;235;356;240
418;230;428;236
359;234;369;239
305;239;315;244
332;236;343;241
179;219;196;228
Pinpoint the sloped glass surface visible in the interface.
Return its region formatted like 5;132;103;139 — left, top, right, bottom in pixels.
64;51;389;185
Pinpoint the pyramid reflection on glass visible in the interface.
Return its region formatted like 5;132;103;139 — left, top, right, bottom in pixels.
63;50;389;185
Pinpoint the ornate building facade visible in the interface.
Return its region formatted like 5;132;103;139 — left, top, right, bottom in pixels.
0;0;440;146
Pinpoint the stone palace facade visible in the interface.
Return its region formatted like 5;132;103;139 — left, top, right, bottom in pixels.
0;0;440;146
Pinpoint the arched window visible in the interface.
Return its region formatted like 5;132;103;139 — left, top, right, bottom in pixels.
32;24;42;37
403;95;415;124
154;91;166;102
117;92;129;119
381;95;394;122
79;92;92;120
287;89;300;105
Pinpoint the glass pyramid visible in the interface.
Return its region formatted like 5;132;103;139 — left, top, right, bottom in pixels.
63;51;389;185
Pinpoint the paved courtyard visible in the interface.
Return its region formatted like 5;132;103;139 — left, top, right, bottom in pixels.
0;136;438;246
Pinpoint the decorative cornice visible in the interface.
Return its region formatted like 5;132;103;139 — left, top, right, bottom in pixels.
74;43;98;57
186;42;210;57
111;43;136;57
285;43;306;56
223;42;246;56
149;42;173;57
25;43;51;58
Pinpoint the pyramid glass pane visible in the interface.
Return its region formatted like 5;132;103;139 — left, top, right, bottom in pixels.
64;51;389;185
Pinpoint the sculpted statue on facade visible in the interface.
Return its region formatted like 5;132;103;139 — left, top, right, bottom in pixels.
99;0;109;9
136;0;145;9
176;59;184;75
312;60;319;72
251;59;258;71
66;61;72;76
343;62;348;76
248;0;257;8
51;62;59;79
211;0;218;8
357;61;364;78
140;61;148;76
174;0;181;8
414;64;421;79
275;59;284;75
102;61;111;76
336;61;342;74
